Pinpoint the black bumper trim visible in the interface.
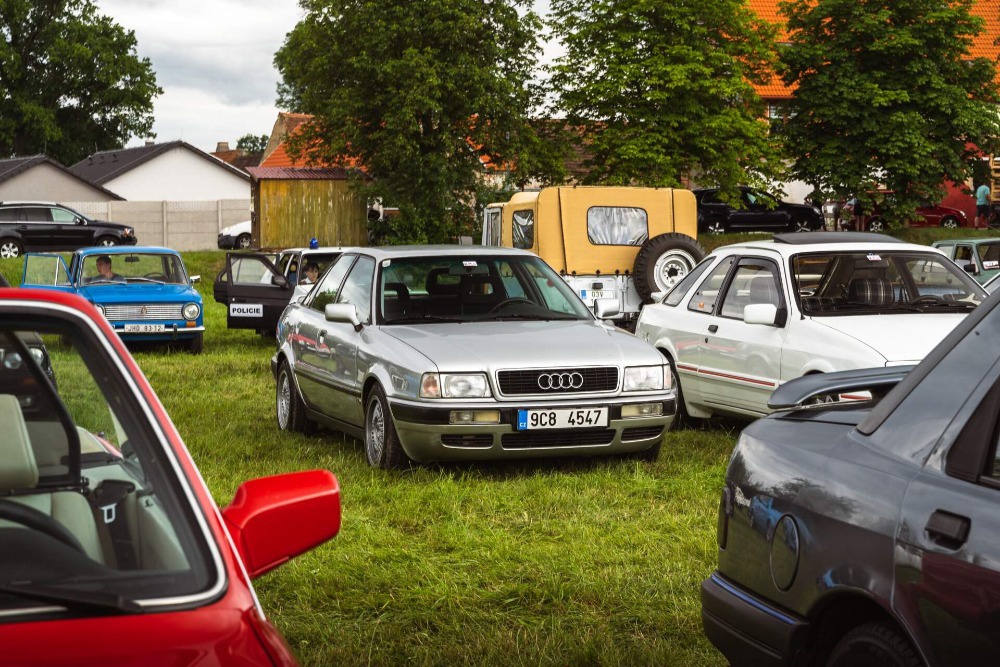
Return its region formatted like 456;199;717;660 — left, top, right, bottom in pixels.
391;400;676;426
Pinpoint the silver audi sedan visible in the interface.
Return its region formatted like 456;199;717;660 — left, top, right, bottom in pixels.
271;246;675;468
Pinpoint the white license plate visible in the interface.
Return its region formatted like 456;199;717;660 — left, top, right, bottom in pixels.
517;407;608;430
582;290;614;300
123;324;165;333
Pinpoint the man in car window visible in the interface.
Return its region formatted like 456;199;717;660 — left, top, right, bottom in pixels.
301;262;320;284
88;255;124;283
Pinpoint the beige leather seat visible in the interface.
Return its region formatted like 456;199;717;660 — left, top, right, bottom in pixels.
0;394;105;563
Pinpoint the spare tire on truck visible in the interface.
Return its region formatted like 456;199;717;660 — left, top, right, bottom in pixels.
633;233;706;302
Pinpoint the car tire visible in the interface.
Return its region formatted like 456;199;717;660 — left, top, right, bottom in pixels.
365;385;412;470
866;218;885;233
633;233;706;302
939;216;960;229
276;360;316;434
790;215;813;233
96;235;118;247
0;238;23;259
237;233;252;249
704;217;727;235
186;332;204;354
826;622;922;667
666;357;691;431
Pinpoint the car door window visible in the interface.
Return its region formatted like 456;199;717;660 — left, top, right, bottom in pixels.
688;256;735;315
719;260;782;320
308;255;355;311
337;256;375;323
50;208;78;223
954;245;974;270
22;207;52;222
230;256;281;285
0;208;19;222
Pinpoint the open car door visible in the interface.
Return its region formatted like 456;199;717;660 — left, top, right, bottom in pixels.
213;253;293;333
20;253;74;292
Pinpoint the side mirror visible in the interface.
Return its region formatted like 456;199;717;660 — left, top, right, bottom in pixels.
650;291;666;303
189;275;201;284
744;303;779;326
325;302;363;331
272;274;289;289
963;263;979;275
593;298;620;319
76;217;86;225
222;469;341;580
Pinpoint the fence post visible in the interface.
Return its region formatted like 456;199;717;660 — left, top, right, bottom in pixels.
162;200;168;247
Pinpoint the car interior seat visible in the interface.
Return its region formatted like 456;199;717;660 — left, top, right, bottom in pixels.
382;281;411;320
460;274;506;314
748;275;780;307
847;277;895;306
0;394;105;563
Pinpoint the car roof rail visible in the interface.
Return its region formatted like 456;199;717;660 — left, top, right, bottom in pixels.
772;232;906;245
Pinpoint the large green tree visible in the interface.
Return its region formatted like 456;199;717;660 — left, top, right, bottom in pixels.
275;0;543;243
546;0;783;192
0;0;161;165
779;0;1000;225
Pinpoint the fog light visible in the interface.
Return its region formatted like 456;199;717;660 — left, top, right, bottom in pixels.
622;403;663;418
449;410;501;424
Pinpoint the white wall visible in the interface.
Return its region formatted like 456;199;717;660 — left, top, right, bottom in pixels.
0;163;118;202
103;146;250;201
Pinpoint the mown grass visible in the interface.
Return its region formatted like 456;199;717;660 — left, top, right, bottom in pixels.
0;226;993;665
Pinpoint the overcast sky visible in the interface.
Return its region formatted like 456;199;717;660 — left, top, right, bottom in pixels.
95;0;558;154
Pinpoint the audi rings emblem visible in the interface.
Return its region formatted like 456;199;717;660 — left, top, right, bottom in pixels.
537;372;584;391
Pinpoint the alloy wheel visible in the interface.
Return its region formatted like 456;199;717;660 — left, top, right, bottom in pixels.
277;371;291;429
366;397;386;464
0;241;19;259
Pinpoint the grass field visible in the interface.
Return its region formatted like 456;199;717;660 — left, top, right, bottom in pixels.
1;226;994;665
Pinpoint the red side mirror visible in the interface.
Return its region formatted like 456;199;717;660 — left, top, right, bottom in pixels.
222;469;340;579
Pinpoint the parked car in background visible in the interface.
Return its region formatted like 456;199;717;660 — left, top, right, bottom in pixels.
0;288;341;665
932;238;1000;285
635;232;986;426
273;246;675;468
213;245;345;334
702;285;1000;667
0;201;137;259
842;197;969;231
21;246;205;353
217;219;253;249
693;187;823;234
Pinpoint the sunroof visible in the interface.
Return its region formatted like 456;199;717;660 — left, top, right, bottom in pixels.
772;232;906;245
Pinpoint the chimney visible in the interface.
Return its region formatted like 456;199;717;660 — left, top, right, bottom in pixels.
216;141;230;152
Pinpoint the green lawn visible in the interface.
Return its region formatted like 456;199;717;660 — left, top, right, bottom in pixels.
1;226;993;665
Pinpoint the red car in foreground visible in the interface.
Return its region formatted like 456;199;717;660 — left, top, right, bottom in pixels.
0;289;341;665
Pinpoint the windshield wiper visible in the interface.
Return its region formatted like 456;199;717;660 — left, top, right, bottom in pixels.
0;582;142;614
126;277;165;285
384;316;467;324
487;313;580;321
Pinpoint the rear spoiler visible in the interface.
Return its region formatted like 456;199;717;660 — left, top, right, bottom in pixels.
768;365;916;410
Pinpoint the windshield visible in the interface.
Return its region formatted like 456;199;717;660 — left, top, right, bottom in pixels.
793;251;985;315
377;255;592;323
81;253;188;285
0;315;212;614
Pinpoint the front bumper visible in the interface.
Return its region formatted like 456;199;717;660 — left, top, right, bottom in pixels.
701;572;809;667
387;394;675;462
109;322;204;341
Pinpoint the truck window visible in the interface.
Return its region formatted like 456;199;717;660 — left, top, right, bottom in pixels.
513;210;534;249
489;209;501;246
587;207;648;246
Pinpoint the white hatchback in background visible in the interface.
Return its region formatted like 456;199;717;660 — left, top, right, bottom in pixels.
635;232;987;424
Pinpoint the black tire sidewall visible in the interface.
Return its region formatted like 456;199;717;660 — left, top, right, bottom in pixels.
826;622;922;667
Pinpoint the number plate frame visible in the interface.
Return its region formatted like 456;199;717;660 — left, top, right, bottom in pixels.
123;324;166;333
516;407;609;430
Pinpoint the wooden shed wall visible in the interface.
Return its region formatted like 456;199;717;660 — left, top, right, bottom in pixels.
257;179;368;248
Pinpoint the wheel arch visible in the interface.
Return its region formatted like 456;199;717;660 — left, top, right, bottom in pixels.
802;591;922;665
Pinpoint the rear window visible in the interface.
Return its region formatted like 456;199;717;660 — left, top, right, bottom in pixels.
587;207;648;246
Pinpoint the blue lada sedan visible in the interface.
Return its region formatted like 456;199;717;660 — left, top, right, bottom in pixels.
21;246;205;353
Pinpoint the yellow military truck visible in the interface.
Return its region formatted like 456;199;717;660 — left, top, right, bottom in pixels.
482;186;704;328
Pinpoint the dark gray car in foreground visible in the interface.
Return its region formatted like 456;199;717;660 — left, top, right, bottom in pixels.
702;288;1000;666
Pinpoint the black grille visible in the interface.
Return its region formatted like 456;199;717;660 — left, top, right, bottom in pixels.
496;367;619;395
441;434;493;448
622;426;664;442
501;429;615;449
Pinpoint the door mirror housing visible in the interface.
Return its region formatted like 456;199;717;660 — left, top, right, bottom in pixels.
271;274;289;289
189;275;201;284
326;303;363;330
222;470;341;580
650;291;666;303
963;263;979;275
744;303;779;326
594;298;620;319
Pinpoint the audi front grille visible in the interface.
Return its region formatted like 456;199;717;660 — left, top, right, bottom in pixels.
496;367;619;396
103;304;183;322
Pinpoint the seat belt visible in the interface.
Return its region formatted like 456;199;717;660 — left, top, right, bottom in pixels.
90;480;138;570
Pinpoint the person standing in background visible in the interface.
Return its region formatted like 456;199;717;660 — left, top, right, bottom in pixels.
975;182;991;229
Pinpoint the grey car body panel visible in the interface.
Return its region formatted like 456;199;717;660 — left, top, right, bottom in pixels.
767;365;915;409
706;290;1000;666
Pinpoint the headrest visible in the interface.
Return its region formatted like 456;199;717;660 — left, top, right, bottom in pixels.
848;277;894;306
748;275;778;306
461;274;503;296
384;281;410;298
426;268;460;295
0;394;38;490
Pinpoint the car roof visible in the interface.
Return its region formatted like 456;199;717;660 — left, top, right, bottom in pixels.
342;245;537;260
279;246;349;254
75;245;180;257
712;232;934;257
933;238;1000;245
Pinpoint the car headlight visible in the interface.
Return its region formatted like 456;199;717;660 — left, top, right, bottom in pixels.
29;347;45;366
419;372;491;398
959;210;968;218
183;303;201;320
123;227;134;238
3;352;22;370
624;365;667;391
95;304;106;317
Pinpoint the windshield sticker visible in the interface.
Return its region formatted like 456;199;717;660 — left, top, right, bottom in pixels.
463;261;478;268
381;259;391;268
984;260;999;269
866;254;881;261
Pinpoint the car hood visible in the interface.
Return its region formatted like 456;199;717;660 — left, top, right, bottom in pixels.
78;283;201;304
811;313;966;362
382;320;661;371
87;218;133;231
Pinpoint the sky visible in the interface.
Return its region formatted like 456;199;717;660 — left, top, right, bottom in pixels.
95;0;559;155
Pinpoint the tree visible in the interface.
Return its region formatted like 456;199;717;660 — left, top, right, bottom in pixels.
546;0;784;193
236;133;268;154
0;0;161;165
275;0;542;244
779;0;1000;226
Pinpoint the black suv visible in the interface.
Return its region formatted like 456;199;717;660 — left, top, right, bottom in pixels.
694;187;822;234
0;202;137;259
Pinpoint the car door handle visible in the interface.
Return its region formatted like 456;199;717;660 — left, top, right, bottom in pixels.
708;324;719;333
925;510;970;549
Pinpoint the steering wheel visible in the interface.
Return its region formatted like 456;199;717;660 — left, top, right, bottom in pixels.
0;498;87;554
909;294;947;305
144;272;168;281
489;298;533;314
